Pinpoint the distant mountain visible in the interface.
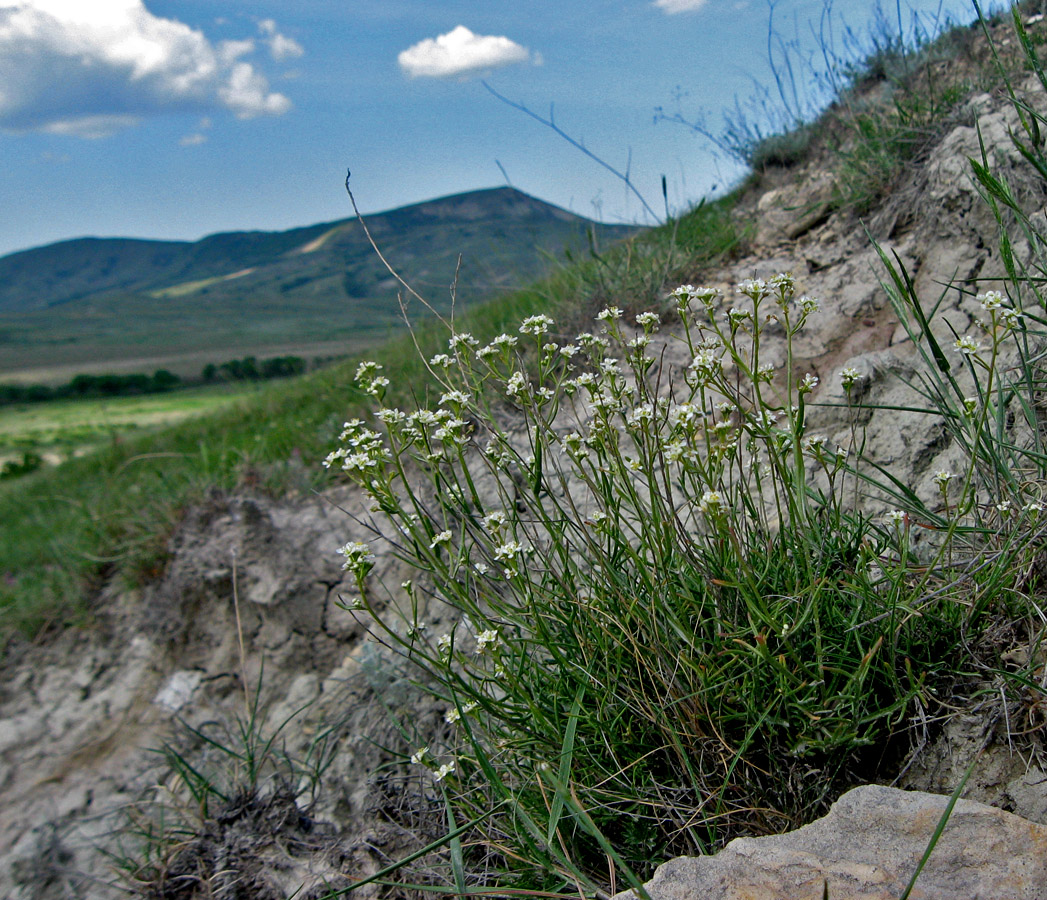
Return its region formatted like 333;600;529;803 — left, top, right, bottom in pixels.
0;188;640;379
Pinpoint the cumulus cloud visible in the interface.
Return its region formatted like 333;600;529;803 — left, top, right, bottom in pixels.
258;18;303;61
398;26;531;79
0;0;292;137
653;0;708;12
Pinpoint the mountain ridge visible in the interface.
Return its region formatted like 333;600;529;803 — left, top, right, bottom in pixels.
0;186;628;313
0;186;640;378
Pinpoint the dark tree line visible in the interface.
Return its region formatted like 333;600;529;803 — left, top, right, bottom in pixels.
0;355;308;407
0;370;181;406
202;355;305;383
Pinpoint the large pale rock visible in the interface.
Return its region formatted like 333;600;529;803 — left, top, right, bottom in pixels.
613;785;1047;900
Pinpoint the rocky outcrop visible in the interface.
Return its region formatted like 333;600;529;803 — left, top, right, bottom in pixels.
613;785;1047;900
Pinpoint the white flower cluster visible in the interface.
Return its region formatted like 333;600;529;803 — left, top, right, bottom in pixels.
338;541;375;577
520;314;555;335
355;360;389;397
323;419;390;474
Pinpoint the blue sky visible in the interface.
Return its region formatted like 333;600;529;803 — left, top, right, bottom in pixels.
0;0;989;258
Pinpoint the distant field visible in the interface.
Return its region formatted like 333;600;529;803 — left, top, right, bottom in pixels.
0;301;400;383
0;338;364;385
0;382;255;465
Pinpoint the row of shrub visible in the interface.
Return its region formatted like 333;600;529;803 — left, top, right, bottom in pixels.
0;354;319;407
201;355;306;383
0;369;182;405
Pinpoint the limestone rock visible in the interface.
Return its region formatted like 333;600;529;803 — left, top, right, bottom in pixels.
755;171;836;246
613;785;1047;900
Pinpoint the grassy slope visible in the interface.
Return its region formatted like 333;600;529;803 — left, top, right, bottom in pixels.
0;381;259;464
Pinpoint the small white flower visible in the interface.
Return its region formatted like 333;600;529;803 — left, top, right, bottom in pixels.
355;361;381;382
444;707;462;724
520;314;555;335
737;278;768;300
493;540;523;561
840;366;861;389
803;435;828;455
338;541;376;575
410;746;430;765
885;509;907;527
954;335;980;356
364;376;389;396
933;470;954;489
798;373;819;394
664;440;688;463
996;500;1013;516
962;397;978;417
626;403;655;426
596;307;622;322
1001;308;1023;330
430;530;453;549
698;490;723;517
433;761;455;781
576;331;608;349
375;407;407;424
474;562;490;575
697;286;722;307
978;290;1005;310
440;390;469;407
482;511;507;532
796;294;820;315
670;284;697;308
636;311;660;329
437;633;453;656
476;629;501;653
560;344;580;358
1023;501;1044;514
430;353;453;367
506;371;528;397
449;332;479;350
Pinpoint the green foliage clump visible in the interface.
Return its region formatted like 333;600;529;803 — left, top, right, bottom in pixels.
328;253;1045;891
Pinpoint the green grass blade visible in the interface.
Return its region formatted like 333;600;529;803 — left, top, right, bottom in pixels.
546;685;585;848
898;754;978;900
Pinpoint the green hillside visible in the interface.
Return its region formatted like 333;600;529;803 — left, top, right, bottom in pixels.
0;187;638;380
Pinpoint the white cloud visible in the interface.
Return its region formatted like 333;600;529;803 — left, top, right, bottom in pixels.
398;25;531;79
258;19;303;62
653;0;708;13
0;0;292;137
43;114;140;138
